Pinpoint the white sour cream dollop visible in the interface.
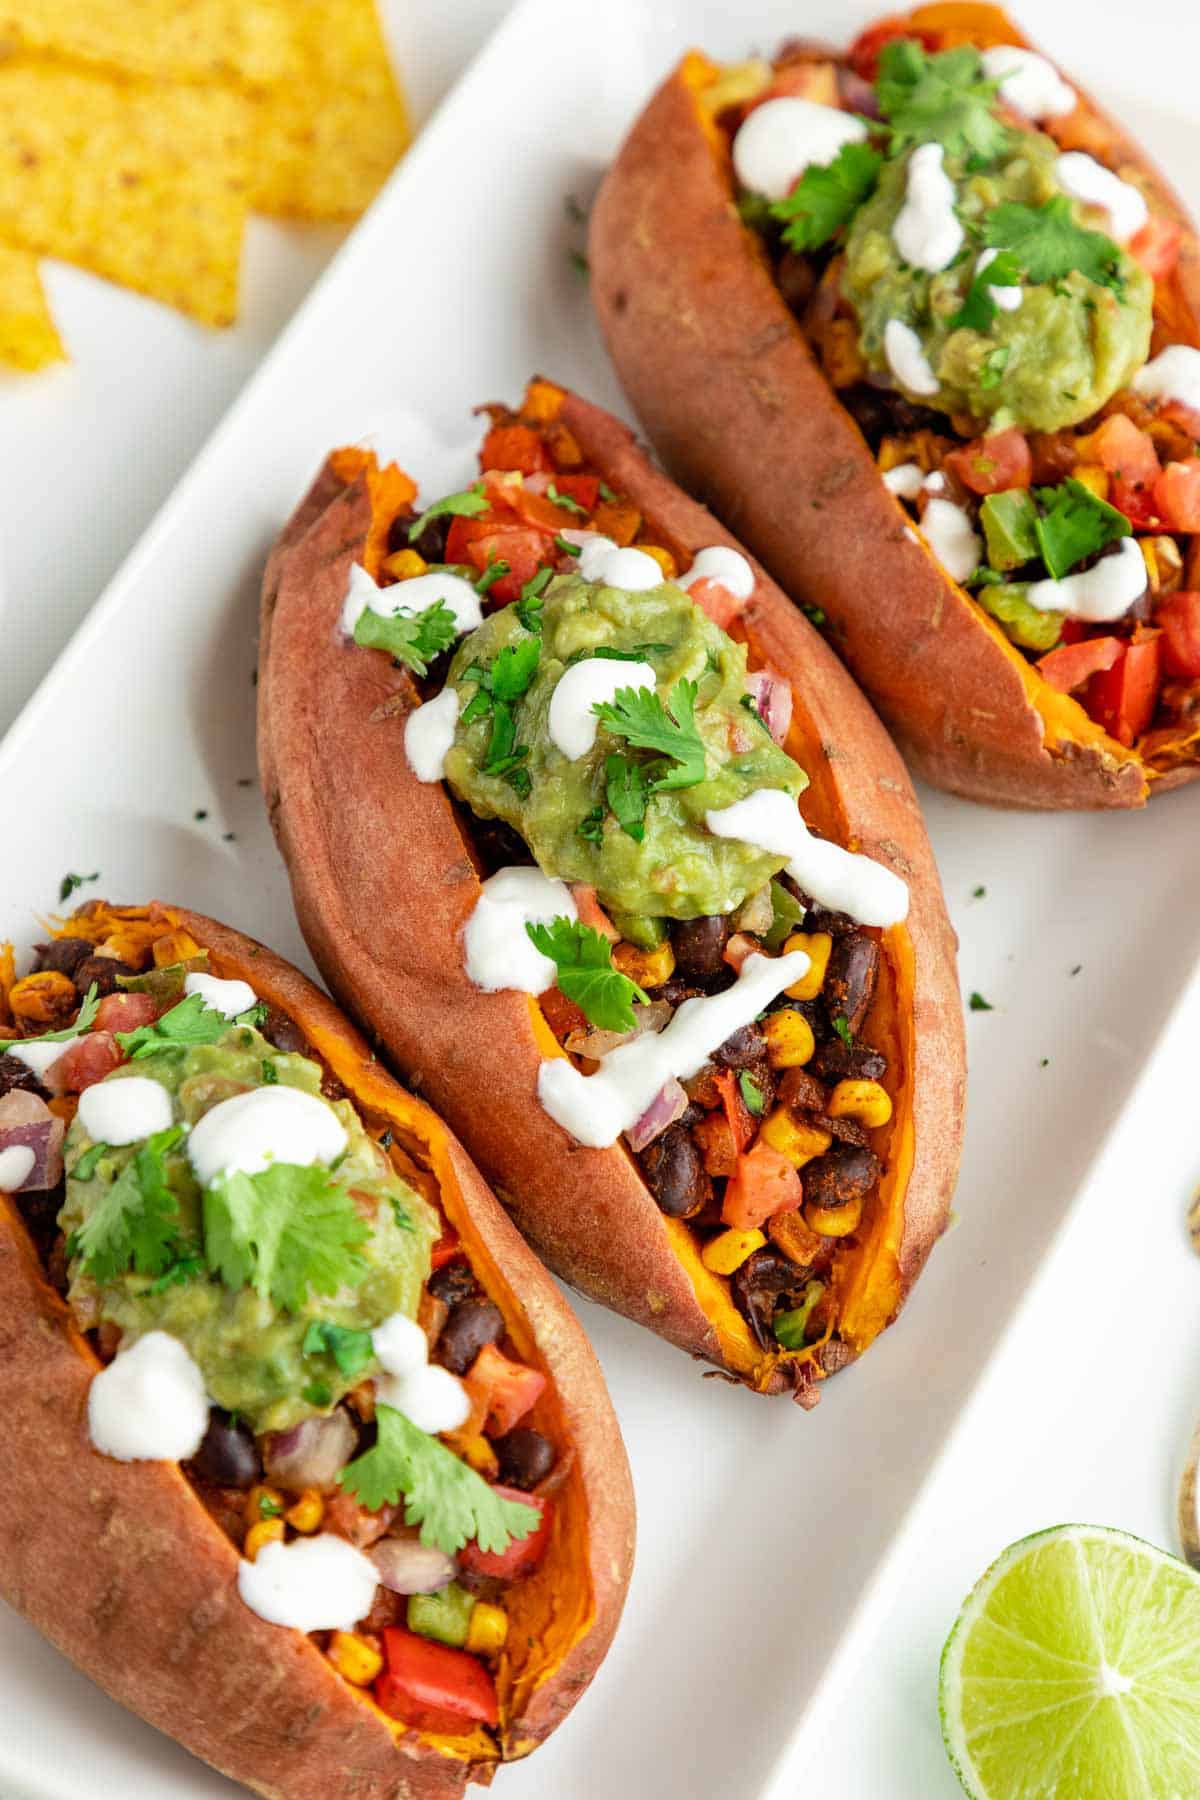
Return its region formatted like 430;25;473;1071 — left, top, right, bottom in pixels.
1133;345;1200;414
893;142;962;272
920;497;982;585
559;531;662;591
549;657;657;762
981;46;1075;120
977;247;1022;313
372;1311;429;1378
882;463;925;499
88;1331;209;1462
463;866;578;995
884;319;939;398
238;1535;379;1633
186;1085;348;1185
706;790;909;927
184;973;257;1020
1055;152;1147;244
404;687;460;784
376;1363;471;1435
6;1040;69;1080
340;561;482;638
0;1144;35;1191
732;96;867;202
77;1076;174;1148
1024;537;1147;622
678;545;756;601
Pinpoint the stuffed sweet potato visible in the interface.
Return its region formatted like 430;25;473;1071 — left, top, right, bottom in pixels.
0;901;632;1799
590;4;1200;807
259;378;964;1404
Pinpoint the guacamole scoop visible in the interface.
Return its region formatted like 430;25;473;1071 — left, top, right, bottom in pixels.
61;1023;439;1431
841;128;1152;432
442;573;807;919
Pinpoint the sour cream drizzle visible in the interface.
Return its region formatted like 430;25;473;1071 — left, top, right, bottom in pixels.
463;866;578;995
1055;151;1148;244
732;96;868;202
977;247;1022;313
549;658;657;761
980;46;1075;120
77;1076;174;1147
238;1535;379;1633
920;497;982;585
538;950;810;1149
6;1039;69;1079
184;972;257;1019
706;791;909;928
678;545;755;600
404;687;460;783
893;142;962;272
559;530;663;591
884;319;939;398
340;561;482;638
186;1085;348;1184
1134;345;1200;413
88;1331;210;1461
1025;537;1147;621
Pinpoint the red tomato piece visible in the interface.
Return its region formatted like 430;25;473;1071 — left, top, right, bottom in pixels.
944;428;1032;496
1084;633;1163;746
721;1141;803;1231
1152;460;1200;531
94;992;157;1035
570;884;619;942
430;1231;460;1272
1035;636;1124;693
713;1067;754;1155
50;1031;122;1093
846;18;938;79
688;577;745;628
458;1489;552;1581
1110;478;1162;529
1156;591;1200;678
1086;413;1160;485
1128;216;1182;282
377;1629;499;1733
449;521;547;604
478;424;553;477
463;1342;547;1437
542;472;599;513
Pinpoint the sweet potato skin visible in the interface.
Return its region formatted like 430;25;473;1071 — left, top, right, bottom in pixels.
0;910;633;1798
588;6;1200;808
258;390;963;1387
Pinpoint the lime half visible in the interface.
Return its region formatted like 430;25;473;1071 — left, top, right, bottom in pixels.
940;1525;1200;1799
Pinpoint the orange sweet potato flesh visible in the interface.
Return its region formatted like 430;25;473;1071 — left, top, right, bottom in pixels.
258;382;964;1397
0;904;633;1799
588;4;1200;808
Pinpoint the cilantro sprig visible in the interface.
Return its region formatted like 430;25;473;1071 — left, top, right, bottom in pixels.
115;991;262;1061
984;196;1124;292
203;1162;370;1313
71;1124;191;1282
0;982;99;1055
302;1319;376;1380
950;248;1021;332
1033;477;1130;580
592;679;706;793
525;917;649;1033
354;600;459;677
876;40;1009;163
407;483;487;544
771;141;883;252
339;1403;541;1555
604;754;649;843
459;635;542;800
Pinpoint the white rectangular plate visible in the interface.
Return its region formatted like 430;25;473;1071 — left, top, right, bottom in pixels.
2;4;1199;1797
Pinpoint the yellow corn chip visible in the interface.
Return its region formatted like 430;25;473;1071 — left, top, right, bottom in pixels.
0;59;250;328
0;241;64;370
0;1;300;87
248;0;409;221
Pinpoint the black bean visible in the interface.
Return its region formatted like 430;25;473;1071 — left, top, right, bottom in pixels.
192;1408;261;1490
73;955;138;998
824;932;880;1036
713;1023;766;1069
0;1053;41;1099
428;1259;477;1309
493;1427;556;1492
639;1124;711;1219
33;937;93;977
804;1145;879;1211
776;1067;827;1113
410;513;451;564
824;1114;870;1148
261;1006;309;1055
810;1039;887;1084
654;977;704;1010
670;915;730;981
805;907;857;938
437;1295;505;1375
463;812;535;876
730;1249;803;1351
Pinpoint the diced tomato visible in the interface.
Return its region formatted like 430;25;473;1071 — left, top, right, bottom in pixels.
1084;632;1163;746
1085;413;1160;485
713;1067;754;1155
458;1489;552;1580
94;992;157;1035
430;1230;460;1272
463;1342;547;1437
1128;216;1182;282
1035;636;1124;693
49;1031;122;1094
846;18;938;79
537;985;589;1041
1152;459;1200;531
447;517;548;604
722;932;758;974
1156;591;1200;678
1110;478;1162;529
378;1629;499;1733
688;577;745;628
943;428;1032;497
524;471;600;514
570;884;619;942
478;423;553;477
722;1141;803;1232
502;485;586;535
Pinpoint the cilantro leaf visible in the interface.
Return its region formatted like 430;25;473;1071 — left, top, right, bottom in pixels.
577;803;606;844
978;344;1011;391
604;753;649;842
203;1163;370;1312
73;1124;187;1282
771;141;882;252
302;1319;376;1379
71;1140;111;1182
969;991;994;1012
115;991;250;1061
1033;477;1130;580
148;1250;205;1294
407;484;487;544
515;566;552;631
950;247;1021;332
339;1403;541;1554
832;1015;854;1048
0;981;99;1054
877;41;1009;162
984;196;1123;291
593;679;706;793
489;636;541;702
739;1071;766;1116
59;870;100;903
353;601;459;677
525;917;649;1033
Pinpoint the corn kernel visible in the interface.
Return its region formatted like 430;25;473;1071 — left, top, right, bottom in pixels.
466;1603;509;1659
327;1630;383;1687
1071;463;1109;501
1140;534;1184;596
636;544;677;580
827;1079;893;1129
244;1518;285;1560
760;1108;832;1169
245;1483;284;1527
612;940;675;989
783;932;832;1001
382;548;428;582
701;1227;766;1276
763;1007;816;1070
285;1489;325;1534
457;1433;500;1479
805;1197;863;1238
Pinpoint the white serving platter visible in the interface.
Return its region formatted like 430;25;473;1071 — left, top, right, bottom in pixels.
2;3;1199;1797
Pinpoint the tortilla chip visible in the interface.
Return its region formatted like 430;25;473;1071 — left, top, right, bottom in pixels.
0;1;299;87
248;0;409;220
0;59;250;328
0;242;64;370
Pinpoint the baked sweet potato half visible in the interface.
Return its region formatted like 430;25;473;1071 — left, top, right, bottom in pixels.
590;3;1200;807
0;901;632;1799
259;377;964;1404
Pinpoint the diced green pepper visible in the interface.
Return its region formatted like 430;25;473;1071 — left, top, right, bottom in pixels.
763;880;805;952
407;1582;476;1649
118;956;207;1001
975;581;1064;652
980;489;1040;572
609;911;669;950
773;1279;826;1350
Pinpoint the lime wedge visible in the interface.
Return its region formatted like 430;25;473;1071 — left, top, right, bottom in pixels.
940;1525;1200;1798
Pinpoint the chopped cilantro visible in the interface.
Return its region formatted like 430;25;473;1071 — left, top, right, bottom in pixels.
972;885;986;899
0;982;100;1055
502;764;533;800
489;636;541;701
116;991;254;1061
546;481;587;517
59;870;100;903
587;643;673;662
876;41;1009;163
553;533;579;556
598;482;617;503
605;753;650;842
475;557;510;599
407;484;487;545
302;1319;376;1380
353;600;459;677
771;141;883;252
148;1250;205;1294
577;803;606;844
72;1125;187;1282
1032;477;1130;580
525;917;649;1033
71;1140;111;1182
968;991;994;1012
592;679;706;792
832;1015;854;1047
801;603;827;628
390;1197;415;1233
568;248;589;279
984;196;1124;293
978;344;1011;391
257;1493;284;1519
261;1059;279;1085
515;566;552;631
203;1162;370;1312
302;1382;333;1408
738;1071;766;1116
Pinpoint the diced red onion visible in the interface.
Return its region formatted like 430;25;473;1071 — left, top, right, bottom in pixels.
734;884;775;936
0;1091;63;1191
838;69;880;117
564;1000;673;1062
263;1407;357;1492
626;1077;689;1152
370;1533;457;1596
746;669;793;747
